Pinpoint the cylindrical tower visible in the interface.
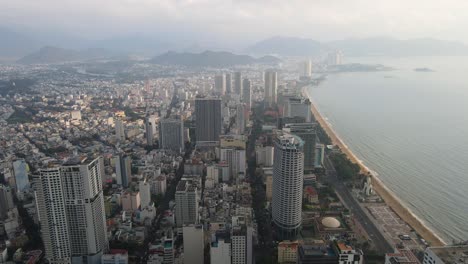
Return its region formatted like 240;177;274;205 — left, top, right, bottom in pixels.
272;132;304;239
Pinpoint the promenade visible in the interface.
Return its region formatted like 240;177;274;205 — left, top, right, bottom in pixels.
302;87;446;247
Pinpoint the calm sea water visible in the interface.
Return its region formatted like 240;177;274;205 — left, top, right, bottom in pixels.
308;56;468;243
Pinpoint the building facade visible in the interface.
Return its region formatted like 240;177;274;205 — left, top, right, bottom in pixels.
159;118;185;153
272;132;304;239
195;98;222;144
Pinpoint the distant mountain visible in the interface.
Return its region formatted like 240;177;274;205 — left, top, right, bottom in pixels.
150;50;281;67
248;36;468;56
17;46;117;64
328;37;468;56
246;36;327;56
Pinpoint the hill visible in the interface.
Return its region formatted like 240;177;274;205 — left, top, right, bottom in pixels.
150;50;281;67
247;36;468;56
246;36;326;56
17;46;116;64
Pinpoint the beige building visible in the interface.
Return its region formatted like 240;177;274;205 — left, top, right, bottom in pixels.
278;241;299;263
121;192;141;212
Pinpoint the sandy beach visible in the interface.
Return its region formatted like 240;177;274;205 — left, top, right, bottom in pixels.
302;86;446;247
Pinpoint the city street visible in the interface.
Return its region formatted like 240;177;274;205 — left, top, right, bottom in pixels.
324;156;394;253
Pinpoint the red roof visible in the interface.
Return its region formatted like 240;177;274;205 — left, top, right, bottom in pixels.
304;186;318;196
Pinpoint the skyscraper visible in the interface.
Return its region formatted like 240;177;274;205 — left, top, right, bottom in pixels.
283;123;317;172
236;103;246;135
195;97;222;144
115;154;131;187
285;97;312;122
272;132;304;239
234;72;243;97
0;185;14;220
303;60;312;77
226;73;232;94
175;180;199;227
242;78;251;109
35;157;108;264
145;115;154;147
159;118;185;152
115;119;125;142
214;74;226;95
13;159;29;194
35;167;71;263
264;71;278;105
182;225;204;264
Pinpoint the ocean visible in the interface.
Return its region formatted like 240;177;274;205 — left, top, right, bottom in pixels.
308;56;468;243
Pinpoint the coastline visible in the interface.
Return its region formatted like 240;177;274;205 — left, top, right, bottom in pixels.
301;86;447;247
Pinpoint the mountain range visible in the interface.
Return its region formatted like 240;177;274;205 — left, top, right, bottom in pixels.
150;51;280;67
246;36;468;56
3;26;468;63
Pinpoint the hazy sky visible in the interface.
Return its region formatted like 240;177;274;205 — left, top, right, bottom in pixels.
2;0;468;45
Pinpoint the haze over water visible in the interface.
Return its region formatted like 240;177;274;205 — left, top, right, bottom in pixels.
308;56;468;243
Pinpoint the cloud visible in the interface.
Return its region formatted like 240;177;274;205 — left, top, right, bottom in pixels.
1;0;468;44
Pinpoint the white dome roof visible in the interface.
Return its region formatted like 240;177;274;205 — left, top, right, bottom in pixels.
322;217;341;228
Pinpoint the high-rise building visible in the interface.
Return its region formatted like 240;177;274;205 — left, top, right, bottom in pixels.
182;225;204;264
302;60;312;77
13;159;29;194
226;73;232;94
175;180;199;227
0;185;14;220
242;78;251;109
35;167;71;264
231;223;253;264
272;132;304;239
159;118;185;152
264;71;278;105
115;119;125;141
145;115;154;147
219;148;246;181
236;103;246;135
114;154;131;188
314;144;325;168
195;98;222;144
139;180;151;208
285;97;312;122
211;232;231;264
234;72;243;97
214;74;226;95
35;157;108;264
283;123;317;172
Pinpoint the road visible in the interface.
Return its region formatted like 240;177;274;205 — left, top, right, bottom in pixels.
324;156;394;253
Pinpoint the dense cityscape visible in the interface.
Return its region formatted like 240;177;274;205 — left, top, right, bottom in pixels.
0;49;465;264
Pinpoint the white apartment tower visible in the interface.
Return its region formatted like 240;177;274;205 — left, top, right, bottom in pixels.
264;71;278;105
35;167;72;264
145;115;154;147
175;180;199;227
35;157;108;264
272;132;304;239
115;119;125;141
214;74;226;95
303;60;312;77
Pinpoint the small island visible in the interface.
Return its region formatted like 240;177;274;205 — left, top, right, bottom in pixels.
414;67;435;72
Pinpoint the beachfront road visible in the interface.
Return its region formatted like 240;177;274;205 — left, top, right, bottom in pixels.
324;156;394;253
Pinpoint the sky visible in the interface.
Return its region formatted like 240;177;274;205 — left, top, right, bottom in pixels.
2;0;468;46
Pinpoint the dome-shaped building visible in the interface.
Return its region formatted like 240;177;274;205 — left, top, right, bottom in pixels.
321;217;341;229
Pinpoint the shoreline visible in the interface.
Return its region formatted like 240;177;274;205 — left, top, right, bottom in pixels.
301;86;447;247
